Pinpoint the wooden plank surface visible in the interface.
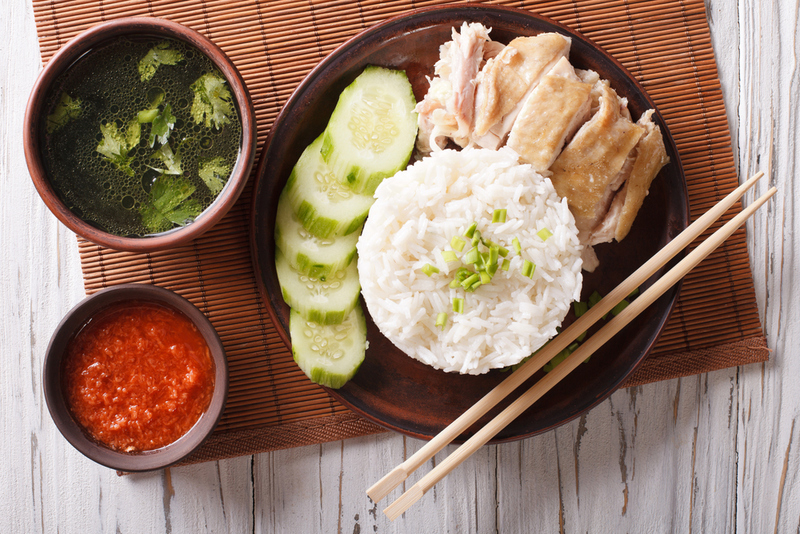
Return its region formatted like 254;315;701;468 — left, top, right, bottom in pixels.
1;0;794;532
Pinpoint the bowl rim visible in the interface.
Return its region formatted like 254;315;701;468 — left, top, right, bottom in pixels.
24;16;257;252
43;283;228;472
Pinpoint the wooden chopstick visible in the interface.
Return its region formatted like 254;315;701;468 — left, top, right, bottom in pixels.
367;171;765;504
383;183;776;520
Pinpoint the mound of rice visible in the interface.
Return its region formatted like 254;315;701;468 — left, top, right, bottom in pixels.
357;147;583;375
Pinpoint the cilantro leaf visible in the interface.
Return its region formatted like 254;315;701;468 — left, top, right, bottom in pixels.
190;73;234;130
46;92;82;133
198;156;231;195
96;120;140;176
148;142;182;175
140;175;201;233
138;42;185;82
138;103;176;147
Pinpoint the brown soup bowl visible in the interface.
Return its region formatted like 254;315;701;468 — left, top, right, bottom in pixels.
24;17;256;252
43;284;228;472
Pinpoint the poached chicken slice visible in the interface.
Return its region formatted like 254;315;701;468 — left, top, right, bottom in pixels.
471;33;571;148
506;57;593;172
548;80;645;249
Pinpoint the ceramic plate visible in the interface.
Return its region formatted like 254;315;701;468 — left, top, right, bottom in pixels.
250;5;688;442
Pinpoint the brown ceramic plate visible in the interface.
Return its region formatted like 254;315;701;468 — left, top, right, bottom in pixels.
250;5;688;443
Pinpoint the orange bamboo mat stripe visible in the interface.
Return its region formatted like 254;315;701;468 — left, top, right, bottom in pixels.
32;0;769;463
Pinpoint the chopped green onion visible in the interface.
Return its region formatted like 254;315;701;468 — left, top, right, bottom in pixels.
489;246;499;266
467;281;482;292
449;279;460;289
421;263;439;277
611;299;630;316
521;259;535;278
472;229;481;247
568;342;580;352
512;237;522;254
465;222;478;238
463;247;479;265
627;287;640;299
452;298;464;314
487;261;499;277
480;271;491;284
436;312;448;329
588;290;603;307
492;209;507;223
537;228;553;241
451;236;466;252
573;301;589;318
461;273;480;289
501;259;510;271
483;239;509;257
576;331;587;342
442;250;459;263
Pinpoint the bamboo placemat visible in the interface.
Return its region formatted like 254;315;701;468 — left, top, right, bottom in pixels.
32;0;769;464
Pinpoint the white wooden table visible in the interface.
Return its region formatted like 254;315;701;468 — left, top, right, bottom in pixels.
2;1;794;531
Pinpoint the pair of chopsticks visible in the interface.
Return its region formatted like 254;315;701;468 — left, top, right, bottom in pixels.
369;171;774;520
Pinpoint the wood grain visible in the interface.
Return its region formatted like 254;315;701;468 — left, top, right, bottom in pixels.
1;0;793;533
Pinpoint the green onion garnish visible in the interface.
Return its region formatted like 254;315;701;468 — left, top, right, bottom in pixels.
501;259;510;271
573;301;589;318
521;259;535;278
452;298;464;314
492;209;507;223
451;236;466;252
480;271;491;284
577;331;587;342
512;237;522;254
422;263;439;277
471;230;481;247
463;247;479;265
461;273;480;289
436;312;448;329
588;290;603;307
537;228;553;241
611;299;629;316
442;250;459;263
464;222;478;238
489;246;499;266
627;287;640;299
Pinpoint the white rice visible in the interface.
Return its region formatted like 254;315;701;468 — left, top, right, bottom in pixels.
357;147;583;375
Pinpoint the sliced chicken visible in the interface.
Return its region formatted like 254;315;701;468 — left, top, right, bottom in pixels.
611;110;670;241
506;57;593;172
414;23;492;155
472;33;571;147
549;80;645;241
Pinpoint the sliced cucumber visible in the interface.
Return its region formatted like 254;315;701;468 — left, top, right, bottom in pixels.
275;248;360;325
290;305;367;389
285;135;374;239
275;191;359;278
320;65;418;195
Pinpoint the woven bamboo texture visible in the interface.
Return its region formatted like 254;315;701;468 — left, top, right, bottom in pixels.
31;0;769;464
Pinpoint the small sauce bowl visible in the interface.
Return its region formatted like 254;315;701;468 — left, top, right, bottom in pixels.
24;17;256;252
43;284;228;471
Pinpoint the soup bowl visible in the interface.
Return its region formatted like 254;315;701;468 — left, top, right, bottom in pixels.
24;17;256;252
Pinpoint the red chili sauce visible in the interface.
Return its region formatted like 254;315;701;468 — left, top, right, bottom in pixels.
62;301;215;453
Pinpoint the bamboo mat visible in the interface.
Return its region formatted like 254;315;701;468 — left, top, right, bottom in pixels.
32;0;769;465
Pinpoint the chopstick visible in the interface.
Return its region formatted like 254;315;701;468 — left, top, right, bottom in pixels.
367;171;766;505
385;186;776;519
384;183;776;519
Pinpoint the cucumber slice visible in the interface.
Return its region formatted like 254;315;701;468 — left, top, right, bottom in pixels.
275;248;360;325
320;65;418;195
290;305;367;389
275;191;359;279
285;135;374;239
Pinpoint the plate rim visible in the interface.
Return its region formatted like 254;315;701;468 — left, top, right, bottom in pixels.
249;3;689;443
